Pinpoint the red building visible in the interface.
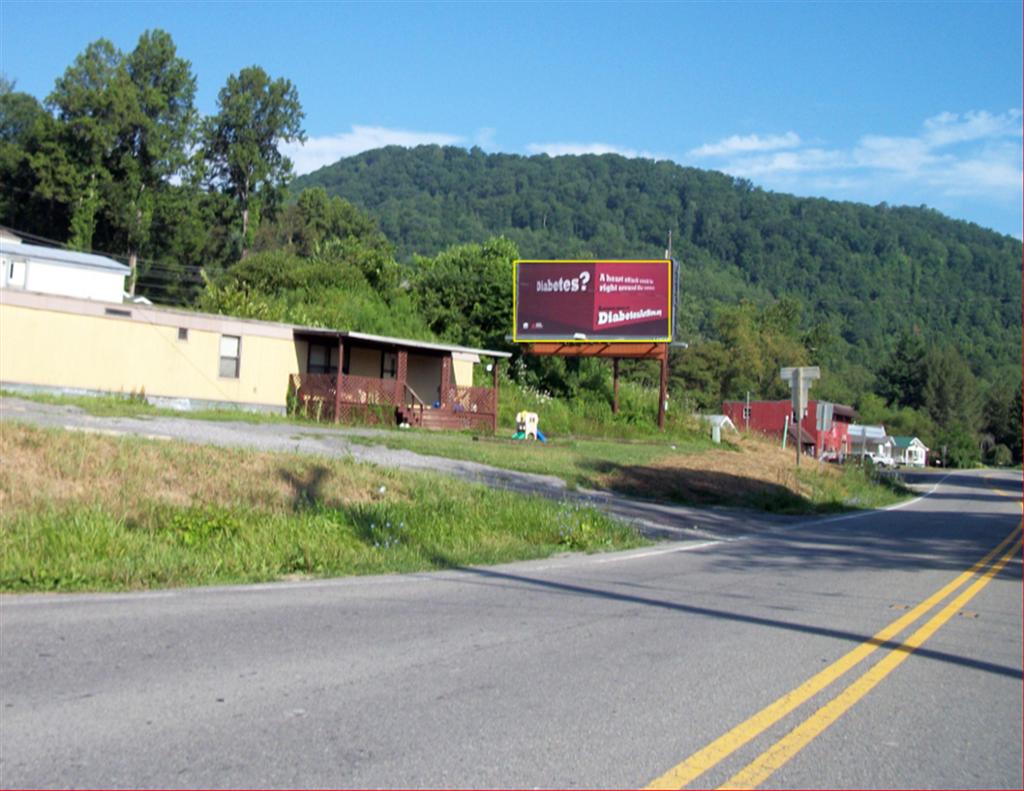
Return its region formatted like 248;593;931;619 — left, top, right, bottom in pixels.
721;399;857;458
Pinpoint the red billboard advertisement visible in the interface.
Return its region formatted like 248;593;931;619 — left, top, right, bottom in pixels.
513;260;673;342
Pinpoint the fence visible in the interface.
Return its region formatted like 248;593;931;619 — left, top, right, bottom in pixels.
289;374;496;431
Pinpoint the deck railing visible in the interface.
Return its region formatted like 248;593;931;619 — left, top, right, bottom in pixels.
289;374;496;431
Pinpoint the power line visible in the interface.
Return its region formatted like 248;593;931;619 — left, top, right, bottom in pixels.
1;223;209;276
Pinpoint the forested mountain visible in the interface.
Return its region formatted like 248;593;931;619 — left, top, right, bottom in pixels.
295;145;1022;387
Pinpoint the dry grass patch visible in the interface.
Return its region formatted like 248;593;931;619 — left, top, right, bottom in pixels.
1;422;406;515
597;431;901;512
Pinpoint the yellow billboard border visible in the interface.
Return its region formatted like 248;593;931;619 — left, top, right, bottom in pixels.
512;259;674;343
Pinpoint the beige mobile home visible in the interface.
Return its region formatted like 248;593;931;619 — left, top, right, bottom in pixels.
0;289;509;430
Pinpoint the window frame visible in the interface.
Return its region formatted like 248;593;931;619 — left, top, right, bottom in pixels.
381;351;398;380
219;334;241;379
307;342;339;376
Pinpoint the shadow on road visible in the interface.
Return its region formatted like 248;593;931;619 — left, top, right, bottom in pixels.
427;559;1022;681
703;513;1020;575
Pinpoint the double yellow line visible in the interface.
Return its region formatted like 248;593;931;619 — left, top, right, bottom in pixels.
647;517;1022;790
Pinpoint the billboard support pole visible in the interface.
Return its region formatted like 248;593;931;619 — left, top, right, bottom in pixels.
492;359;499;434
612;358;620;414
658;344;668;430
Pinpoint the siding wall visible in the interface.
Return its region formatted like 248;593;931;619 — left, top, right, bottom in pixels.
1;292;301;410
0;257;125;302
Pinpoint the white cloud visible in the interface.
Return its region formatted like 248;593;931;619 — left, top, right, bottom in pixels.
922;109;1022;147
688;110;1023;205
725;148;847;178
282;125;465;175
688;131;802;158
525;141;653;159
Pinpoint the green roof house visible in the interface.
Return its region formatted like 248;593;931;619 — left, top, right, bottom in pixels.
892;436;929;467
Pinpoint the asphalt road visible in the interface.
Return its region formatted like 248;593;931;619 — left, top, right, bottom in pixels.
1;449;1020;787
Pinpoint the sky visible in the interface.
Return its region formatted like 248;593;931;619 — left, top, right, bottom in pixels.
2;0;1021;237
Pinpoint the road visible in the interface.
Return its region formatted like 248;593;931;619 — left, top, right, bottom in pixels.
1;453;1020;787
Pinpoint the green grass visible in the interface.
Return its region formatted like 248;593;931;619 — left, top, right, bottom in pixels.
495;374;709;440
761;464;913;513
1;388;306;424
347;430;718;489
0;423;647;593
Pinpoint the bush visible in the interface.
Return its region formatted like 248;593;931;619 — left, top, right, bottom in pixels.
987;443;1013;467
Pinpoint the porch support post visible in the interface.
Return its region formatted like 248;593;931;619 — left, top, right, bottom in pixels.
396;349;408;404
491;359;499;434
612;357;620;414
657;344;668;430
334;339;345;423
440;355;452;407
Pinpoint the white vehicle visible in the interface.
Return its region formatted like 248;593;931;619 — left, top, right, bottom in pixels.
864;451;896;468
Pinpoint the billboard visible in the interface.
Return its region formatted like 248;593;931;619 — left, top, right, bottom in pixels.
513;259;673;342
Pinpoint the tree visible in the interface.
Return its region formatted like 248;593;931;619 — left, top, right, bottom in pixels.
0;78;57;235
42;31;197;288
114;30;197;290
412;236;518;349
923;345;982;432
877;332;928;409
922;345;983;467
42;39;124;250
1012;384;1023;463
203;66;305;258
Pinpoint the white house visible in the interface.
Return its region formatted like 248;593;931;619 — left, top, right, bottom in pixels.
892;436;929;467
848;424;896;465
0;234;130;303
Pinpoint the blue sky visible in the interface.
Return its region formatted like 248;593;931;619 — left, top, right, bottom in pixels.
2;1;1021;237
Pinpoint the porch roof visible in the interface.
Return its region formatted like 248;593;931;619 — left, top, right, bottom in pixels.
293;327;512;359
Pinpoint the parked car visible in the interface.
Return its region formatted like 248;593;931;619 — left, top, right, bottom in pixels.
864;452;896;468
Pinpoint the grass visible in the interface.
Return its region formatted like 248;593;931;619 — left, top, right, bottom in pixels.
347;430;719;489
0;422;647;593
0;388;306;424
348;429;912;514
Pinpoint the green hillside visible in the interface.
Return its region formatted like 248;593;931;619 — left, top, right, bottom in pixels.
295;145;1021;384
